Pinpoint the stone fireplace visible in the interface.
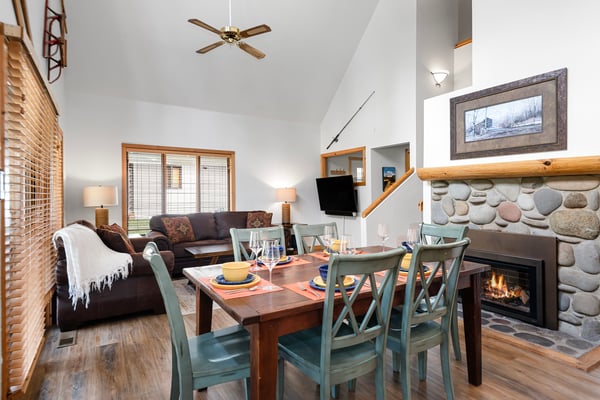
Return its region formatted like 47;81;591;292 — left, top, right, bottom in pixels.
418;156;600;341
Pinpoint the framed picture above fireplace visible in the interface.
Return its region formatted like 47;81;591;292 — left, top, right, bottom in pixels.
450;68;567;160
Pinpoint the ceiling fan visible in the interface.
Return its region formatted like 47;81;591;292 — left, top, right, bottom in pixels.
188;0;271;59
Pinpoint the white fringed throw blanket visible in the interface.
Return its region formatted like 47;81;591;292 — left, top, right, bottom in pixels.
53;224;133;309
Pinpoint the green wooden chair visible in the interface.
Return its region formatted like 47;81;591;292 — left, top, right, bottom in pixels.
142;242;251;400
292;222;338;255
386;238;470;400
419;223;469;361
230;226;286;261
277;247;406;400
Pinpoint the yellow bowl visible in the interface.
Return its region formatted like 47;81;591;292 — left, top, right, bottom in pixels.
401;253;412;269
330;239;348;253
221;261;250;282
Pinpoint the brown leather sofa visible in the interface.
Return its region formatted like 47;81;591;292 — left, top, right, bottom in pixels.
147;210;272;275
54;220;175;331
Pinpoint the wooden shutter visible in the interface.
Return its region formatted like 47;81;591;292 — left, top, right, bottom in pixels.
1;24;63;398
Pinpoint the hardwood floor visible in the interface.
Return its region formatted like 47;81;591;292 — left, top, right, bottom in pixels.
24;310;600;400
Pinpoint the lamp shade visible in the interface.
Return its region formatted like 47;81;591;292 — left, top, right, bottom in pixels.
275;187;296;203
83;186;118;207
431;70;449;86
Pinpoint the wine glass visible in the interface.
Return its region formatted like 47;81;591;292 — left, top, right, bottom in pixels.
377;223;390;251
249;230;263;272
261;240;280;290
322;225;335;254
406;223;420;252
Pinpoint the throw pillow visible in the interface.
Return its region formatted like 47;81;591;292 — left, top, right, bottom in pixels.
162;216;195;244
97;224;136;253
246;211;273;228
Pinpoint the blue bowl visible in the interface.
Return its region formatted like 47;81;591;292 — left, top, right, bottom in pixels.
318;264;329;282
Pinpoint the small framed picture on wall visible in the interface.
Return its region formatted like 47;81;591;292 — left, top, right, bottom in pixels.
382;167;396;191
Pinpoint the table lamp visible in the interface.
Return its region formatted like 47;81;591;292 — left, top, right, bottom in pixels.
276;187;296;225
83;185;118;227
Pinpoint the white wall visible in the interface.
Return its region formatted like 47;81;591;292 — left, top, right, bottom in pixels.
422;0;600;221
320;0;457;245
63;92;322;226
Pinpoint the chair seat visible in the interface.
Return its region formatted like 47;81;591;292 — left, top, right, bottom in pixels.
190;325;251;386
279;326;378;384
388;312;445;353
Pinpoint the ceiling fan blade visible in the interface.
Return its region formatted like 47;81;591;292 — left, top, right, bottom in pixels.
239;24;271;38
197;41;225;54
188;18;222;35
238;42;266;59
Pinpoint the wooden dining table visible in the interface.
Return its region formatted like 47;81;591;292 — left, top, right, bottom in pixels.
183;247;490;400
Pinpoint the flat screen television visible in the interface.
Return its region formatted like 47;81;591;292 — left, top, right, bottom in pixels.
315;175;358;216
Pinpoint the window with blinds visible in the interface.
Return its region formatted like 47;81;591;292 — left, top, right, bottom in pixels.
2;27;64;397
122;144;235;234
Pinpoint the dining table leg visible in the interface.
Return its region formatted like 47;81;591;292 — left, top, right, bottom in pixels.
460;272;483;386
249;321;280;400
196;287;213;335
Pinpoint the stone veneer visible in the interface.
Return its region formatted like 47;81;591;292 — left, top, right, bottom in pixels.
429;175;600;341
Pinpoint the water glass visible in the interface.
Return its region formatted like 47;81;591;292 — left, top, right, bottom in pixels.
322;225;335;253
340;234;353;255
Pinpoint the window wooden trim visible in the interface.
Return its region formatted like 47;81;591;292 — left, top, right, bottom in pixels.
121;143;236;231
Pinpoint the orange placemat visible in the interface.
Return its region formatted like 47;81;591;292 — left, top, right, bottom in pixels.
254;256;311;271
284;276;370;301
309;250;368;262
201;277;283;299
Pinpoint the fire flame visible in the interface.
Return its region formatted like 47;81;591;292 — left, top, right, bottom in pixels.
485;271;519;300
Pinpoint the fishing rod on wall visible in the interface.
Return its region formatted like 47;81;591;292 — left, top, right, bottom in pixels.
326;90;375;150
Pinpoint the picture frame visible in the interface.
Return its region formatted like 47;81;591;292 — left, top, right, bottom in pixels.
382;166;396;191
450;68;567;160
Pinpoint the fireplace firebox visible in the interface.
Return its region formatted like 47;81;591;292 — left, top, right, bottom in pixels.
464;230;558;330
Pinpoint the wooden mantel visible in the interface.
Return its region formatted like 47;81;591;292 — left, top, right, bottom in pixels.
417;156;600;181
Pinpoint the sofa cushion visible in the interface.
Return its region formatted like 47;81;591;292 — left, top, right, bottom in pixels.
161;216;195;244
97;223;136;253
246;211;273;228
187;212;218;240
149;215;169;235
214;211;249;239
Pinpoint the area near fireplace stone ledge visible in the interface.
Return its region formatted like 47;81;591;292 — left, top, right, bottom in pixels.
419;156;600;342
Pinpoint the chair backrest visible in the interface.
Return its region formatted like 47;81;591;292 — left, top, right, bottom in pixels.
419;223;469;245
293;222;338;255
401;239;471;339
229;226;286;261
142;242;193;395
321;247;405;374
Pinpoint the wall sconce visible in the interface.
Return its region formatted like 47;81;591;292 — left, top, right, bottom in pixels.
431;70;449;87
83;185;118;227
275;187;296;225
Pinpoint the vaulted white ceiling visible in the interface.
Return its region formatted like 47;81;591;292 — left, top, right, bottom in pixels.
65;0;380;123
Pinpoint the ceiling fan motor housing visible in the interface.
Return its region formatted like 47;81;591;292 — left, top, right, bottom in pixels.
220;26;240;43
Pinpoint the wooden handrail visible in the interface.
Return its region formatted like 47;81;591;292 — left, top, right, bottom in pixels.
361;168;415;218
455;38;472;49
417;156;600;181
